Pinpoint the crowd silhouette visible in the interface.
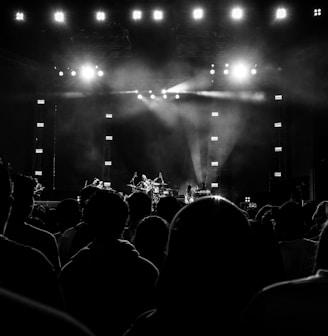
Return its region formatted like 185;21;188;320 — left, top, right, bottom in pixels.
1;155;328;335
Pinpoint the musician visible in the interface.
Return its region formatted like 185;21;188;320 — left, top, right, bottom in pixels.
137;174;153;193
185;184;195;204
153;172;165;185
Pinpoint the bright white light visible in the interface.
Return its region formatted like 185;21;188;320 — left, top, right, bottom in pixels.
96;11;106;21
59;71;64;76
161;89;167;94
276;8;287;20
132;10;143;20
97;70;104;77
193;8;204;20
149;90;152;93
150;94;155;99
163;95;167;99
175;94;180;99
81;66;95;81
153;10;164;21
71;70;76;76
251;68;257;75
210;69;215;75
231;7;243;20
231;63;248;81
223;69;229;75
15;12;24;21
137;94;142;99
54;11;65;23
274;172;282;177
314;8;321;16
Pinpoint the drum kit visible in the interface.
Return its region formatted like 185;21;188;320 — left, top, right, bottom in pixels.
126;180;174;203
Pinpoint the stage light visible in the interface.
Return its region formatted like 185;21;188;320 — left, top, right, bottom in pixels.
275;7;287;20
37;99;45;105
211;183;219;188
35;149;43;154
97;70;104;77
275;94;283;100
161;89;167;94
210;69;215;75
163;95;167;99
274;122;282;128
105;113;113;119
37;123;44;128
153;10;164;21
105;136;113;141
192;8;204;20
211;161;219;167
211;136;219;141
137;94;142;99
231;63;248;81
15;12;24;21
150;94;155;99
71;70;76;76
231;7;243;20
211;112;219;117
274;172;282;177
148;90;152;94
275;147;282;152
314;8;322;16
223;69;229;75
250;68;257;75
35;171;43;176
81;65;95;81
175;94;180;99
132;10;143;21
104;161;112;166
58;71;64;76
96;11;106;21
54;11;65;23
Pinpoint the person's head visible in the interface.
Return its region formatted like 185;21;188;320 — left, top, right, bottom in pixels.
56;198;82;232
134;215;169;253
141;174;147;181
9;173;35;222
0;157;13;233
79;184;99;210
83;189;129;240
312;201;328;227
274;201;305;241
125;191;152;224
156;196;260;319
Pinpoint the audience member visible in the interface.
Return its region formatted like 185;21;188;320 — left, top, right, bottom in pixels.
274;201;317;280
59;189;159;336
123;191;152;243
239;220;328;335
124;195;263;336
4;173;61;273
155;195;183;224
134;215;169;271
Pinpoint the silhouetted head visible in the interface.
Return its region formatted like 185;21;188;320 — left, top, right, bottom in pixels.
83;189;129;240
156;196;260;327
56;198;82;231
126;191;152;223
314;221;328;272
156;196;183;224
79;184;99;210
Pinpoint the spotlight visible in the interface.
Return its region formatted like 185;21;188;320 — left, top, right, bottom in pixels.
58;71;64;76
231;63;249;82
132;9;143;21
163;94;167;99
15;12;25;21
161;89;167;94
137;94;142;99
250;68;257;75
223;69;229;75
150;94;155;99
96;11;106;21
175;94;180;99
275;7;287;20
314;8;322;16
231;7;243;20
71;70;76;76
210;69;215;75
192;8;204;20
97;70;104;77
81;66;95;81
153;10;164;21
54;11;65;23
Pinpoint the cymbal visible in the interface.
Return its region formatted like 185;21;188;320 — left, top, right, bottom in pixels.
126;184;136;188
153;182;167;186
